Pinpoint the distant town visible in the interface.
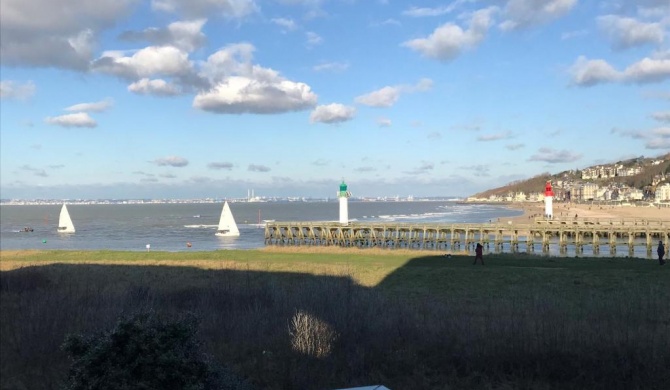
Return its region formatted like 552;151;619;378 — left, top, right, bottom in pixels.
467;155;670;205
0;195;461;206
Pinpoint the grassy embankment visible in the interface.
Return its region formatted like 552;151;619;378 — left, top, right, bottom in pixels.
1;248;669;389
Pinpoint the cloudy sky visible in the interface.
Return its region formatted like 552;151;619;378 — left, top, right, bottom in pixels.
1;0;669;199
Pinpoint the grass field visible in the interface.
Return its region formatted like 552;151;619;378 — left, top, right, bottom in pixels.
1;248;669;389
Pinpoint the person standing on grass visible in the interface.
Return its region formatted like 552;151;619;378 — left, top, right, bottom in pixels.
473;243;484;265
657;241;665;265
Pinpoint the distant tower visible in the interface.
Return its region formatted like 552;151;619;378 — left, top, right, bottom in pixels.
544;181;554;219
338;180;351;224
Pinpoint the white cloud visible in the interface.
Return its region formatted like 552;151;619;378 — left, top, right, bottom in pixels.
355;78;433;107
402;3;462;17
19;164;49;178
306;31;323;46
309;103;356;124
194;76;317;114
646;127;670;149
403;161;435;175
528;147;582;163
651;111;670;123
194;44;317;114
198;43;255;81
151;0;258;19
571;55;670;86
459;164;490;177
0;80;35;100
624;57;670;83
152;156;189;167
377;117;392;127
477;131;513;141
64;99;114;112
402;7;496;61
597;15;664;50
93;46;193;80
355;86;400;107
561;29;588;40
373;18;401;27
612;125;670;149
45;113;97;128
275;0;323;6
506;143;525;150
637;1;670;20
500;0;576;31
313;62;349;72
119;19;207;52
248;164;271;172
128;78;180;96
1;0;136;69
646;138;670;149
272;18;298;31
355;166;376;173
208;162;234;170
569;57;621;85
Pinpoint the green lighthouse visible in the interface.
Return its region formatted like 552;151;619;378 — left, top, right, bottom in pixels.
338;180;351;224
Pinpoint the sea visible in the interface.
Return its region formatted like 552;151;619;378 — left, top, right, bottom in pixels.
0;201;521;252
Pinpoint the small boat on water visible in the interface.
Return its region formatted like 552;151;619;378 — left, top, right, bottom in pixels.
18;227;34;233
215;201;239;237
57;204;75;233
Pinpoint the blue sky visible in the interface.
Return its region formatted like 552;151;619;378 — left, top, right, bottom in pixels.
1;0;669;199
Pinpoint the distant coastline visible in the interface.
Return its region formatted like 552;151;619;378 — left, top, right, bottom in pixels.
0;197;463;206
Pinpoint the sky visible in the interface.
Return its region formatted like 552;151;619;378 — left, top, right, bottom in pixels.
1;0;669;200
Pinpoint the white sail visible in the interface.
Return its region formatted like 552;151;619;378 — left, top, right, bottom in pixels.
215;201;240;237
57;204;75;233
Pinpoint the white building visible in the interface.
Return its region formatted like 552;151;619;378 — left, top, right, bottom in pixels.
656;183;670;202
573;183;600;200
627;189;644;201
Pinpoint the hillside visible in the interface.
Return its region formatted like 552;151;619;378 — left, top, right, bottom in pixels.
472;153;670;198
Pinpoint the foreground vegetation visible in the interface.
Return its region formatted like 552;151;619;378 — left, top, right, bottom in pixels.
1;248;669;389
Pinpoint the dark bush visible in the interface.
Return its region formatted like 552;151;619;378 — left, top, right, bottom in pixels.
61;310;251;390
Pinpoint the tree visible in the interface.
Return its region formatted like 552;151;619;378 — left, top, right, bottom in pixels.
61;311;251;390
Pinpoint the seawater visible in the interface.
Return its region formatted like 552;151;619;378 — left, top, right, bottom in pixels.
0;201;521;252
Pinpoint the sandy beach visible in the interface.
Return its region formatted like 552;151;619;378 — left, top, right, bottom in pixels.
507;202;670;224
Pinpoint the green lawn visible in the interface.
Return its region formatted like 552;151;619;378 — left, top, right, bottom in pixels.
2;249;669;389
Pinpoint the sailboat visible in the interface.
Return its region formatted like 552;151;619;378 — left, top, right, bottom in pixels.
215;201;240;237
57;204;75;233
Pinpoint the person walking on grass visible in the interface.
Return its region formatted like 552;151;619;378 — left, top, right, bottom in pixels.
657;241;665;265
473;243;484;265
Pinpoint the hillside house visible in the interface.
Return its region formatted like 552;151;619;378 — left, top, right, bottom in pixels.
573;183;600;201
656;183;670;202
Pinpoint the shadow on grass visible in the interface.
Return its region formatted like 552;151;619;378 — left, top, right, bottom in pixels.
1;255;669;390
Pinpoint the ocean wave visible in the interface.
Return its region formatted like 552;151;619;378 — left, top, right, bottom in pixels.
184;224;217;228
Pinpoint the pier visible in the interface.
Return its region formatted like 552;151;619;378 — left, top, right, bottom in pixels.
264;218;670;257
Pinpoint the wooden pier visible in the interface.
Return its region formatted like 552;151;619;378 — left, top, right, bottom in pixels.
264;218;670;257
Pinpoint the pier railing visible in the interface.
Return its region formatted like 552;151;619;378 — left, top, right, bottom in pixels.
532;217;667;227
264;219;670;257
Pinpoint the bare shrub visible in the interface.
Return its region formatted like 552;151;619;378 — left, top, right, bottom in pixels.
288;310;338;359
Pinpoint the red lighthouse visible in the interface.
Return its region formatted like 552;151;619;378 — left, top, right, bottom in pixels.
544;181;554;219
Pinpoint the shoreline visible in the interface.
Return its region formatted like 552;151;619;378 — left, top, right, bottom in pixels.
505;202;670;224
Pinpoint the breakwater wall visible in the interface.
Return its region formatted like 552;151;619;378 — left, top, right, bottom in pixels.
264;218;670;257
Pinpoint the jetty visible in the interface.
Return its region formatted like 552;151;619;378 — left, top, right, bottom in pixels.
264;217;670;257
